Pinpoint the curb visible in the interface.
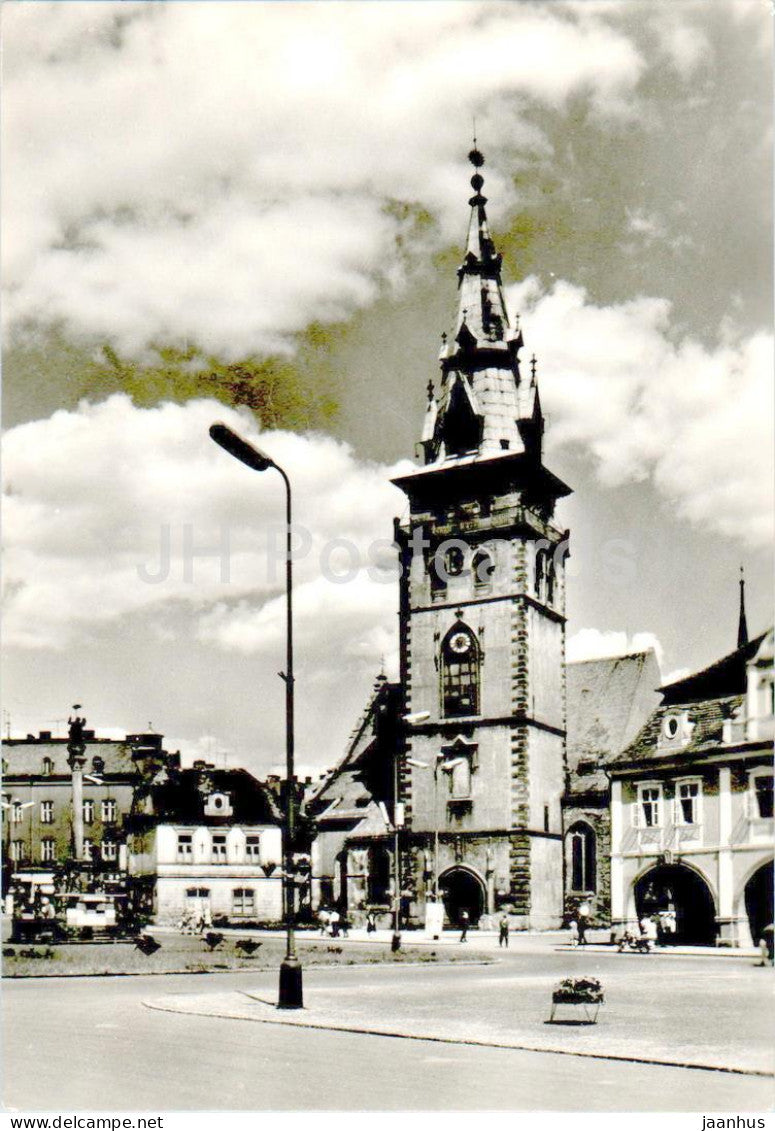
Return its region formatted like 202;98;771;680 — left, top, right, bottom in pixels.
142;994;773;1080
6;957;495;980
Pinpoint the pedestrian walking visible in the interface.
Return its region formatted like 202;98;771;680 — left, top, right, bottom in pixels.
366;909;377;934
568;918;579;948
577;900;588;945
498;913;509;948
329;908;341;938
459;909;470;942
318;907;330;936
340;910;350;938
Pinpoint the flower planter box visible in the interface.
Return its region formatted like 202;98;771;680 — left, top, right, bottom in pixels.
549;978;604;1023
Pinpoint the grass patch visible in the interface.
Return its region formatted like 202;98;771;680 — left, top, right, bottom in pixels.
4;934;489;978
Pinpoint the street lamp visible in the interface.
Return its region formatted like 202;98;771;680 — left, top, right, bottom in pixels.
209;421;303;1010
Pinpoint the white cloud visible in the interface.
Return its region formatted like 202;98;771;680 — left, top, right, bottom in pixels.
3;2;644;356
2;394;411;651
567;628;664;669
508;277;774;546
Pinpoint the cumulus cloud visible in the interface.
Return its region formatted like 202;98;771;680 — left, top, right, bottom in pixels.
2;394;411;651
508;277;774;546
3;2;644;356
567;628;664;669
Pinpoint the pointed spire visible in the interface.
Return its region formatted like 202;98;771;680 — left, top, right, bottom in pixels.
738;565;749;648
413;145;548;466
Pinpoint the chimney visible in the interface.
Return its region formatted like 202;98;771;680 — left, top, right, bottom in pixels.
38;731;52;741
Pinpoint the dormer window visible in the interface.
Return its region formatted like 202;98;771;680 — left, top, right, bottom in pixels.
204;791;233;818
660;710;694;748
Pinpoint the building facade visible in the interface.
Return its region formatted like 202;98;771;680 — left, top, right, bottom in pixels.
562;650;662;924
2;730;172;884
609;629;774;947
127;766;284;925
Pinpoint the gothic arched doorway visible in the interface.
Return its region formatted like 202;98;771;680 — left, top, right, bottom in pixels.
634;863;716;945
744;861;773;947
439;866;486;927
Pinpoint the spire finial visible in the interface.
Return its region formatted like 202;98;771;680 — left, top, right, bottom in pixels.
530;354;537;382
427;379;435;403
738;565;749;648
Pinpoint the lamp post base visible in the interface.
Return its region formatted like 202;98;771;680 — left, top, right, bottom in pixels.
278;956;304;1009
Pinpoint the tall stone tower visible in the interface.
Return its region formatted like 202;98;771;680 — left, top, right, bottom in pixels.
392;147;571;929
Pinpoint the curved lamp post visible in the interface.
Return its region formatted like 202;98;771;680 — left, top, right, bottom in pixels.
209;422;303;1009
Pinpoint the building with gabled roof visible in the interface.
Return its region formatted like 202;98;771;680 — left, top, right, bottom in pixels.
608;627;773;947
306;676;402;917
127;764;284;925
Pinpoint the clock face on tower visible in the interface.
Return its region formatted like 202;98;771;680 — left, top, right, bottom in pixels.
448;630;472;655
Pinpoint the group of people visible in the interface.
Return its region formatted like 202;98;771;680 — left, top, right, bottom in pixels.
178;905;212;934
617;911;675;952
317;906;350;938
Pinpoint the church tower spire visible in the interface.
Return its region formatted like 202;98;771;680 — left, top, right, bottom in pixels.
421;146;544;467
392;147;572;932
738;565;749;648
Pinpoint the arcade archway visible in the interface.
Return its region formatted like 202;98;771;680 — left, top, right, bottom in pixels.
634;863;716;945
744;861;773;947
439;866;486;927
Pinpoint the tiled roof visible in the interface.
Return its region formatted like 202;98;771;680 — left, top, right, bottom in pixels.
612;694;745;768
308;678;400;828
144;767;281;825
2;739;137;777
566;651;662;793
660;631;768;704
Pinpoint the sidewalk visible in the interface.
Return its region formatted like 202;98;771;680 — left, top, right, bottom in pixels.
152;922;760;959
144;961;774;1078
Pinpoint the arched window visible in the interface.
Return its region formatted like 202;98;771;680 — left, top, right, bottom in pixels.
42;757;54;776
569;822;596;893
472;547;495;589
441;625;480;718
545;556;555;605
534;549;547;600
367;845;392;904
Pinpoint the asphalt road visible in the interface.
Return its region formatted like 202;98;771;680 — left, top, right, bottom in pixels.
4;953;773;1112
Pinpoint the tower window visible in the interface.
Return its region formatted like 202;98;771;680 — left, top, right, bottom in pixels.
472;548;496;588
441;626;480;718
534;549;546;600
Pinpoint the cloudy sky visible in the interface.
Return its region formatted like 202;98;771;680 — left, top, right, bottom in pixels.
3;0;772;775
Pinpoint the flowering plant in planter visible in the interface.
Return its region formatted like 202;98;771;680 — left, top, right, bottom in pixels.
552;976;604;1004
